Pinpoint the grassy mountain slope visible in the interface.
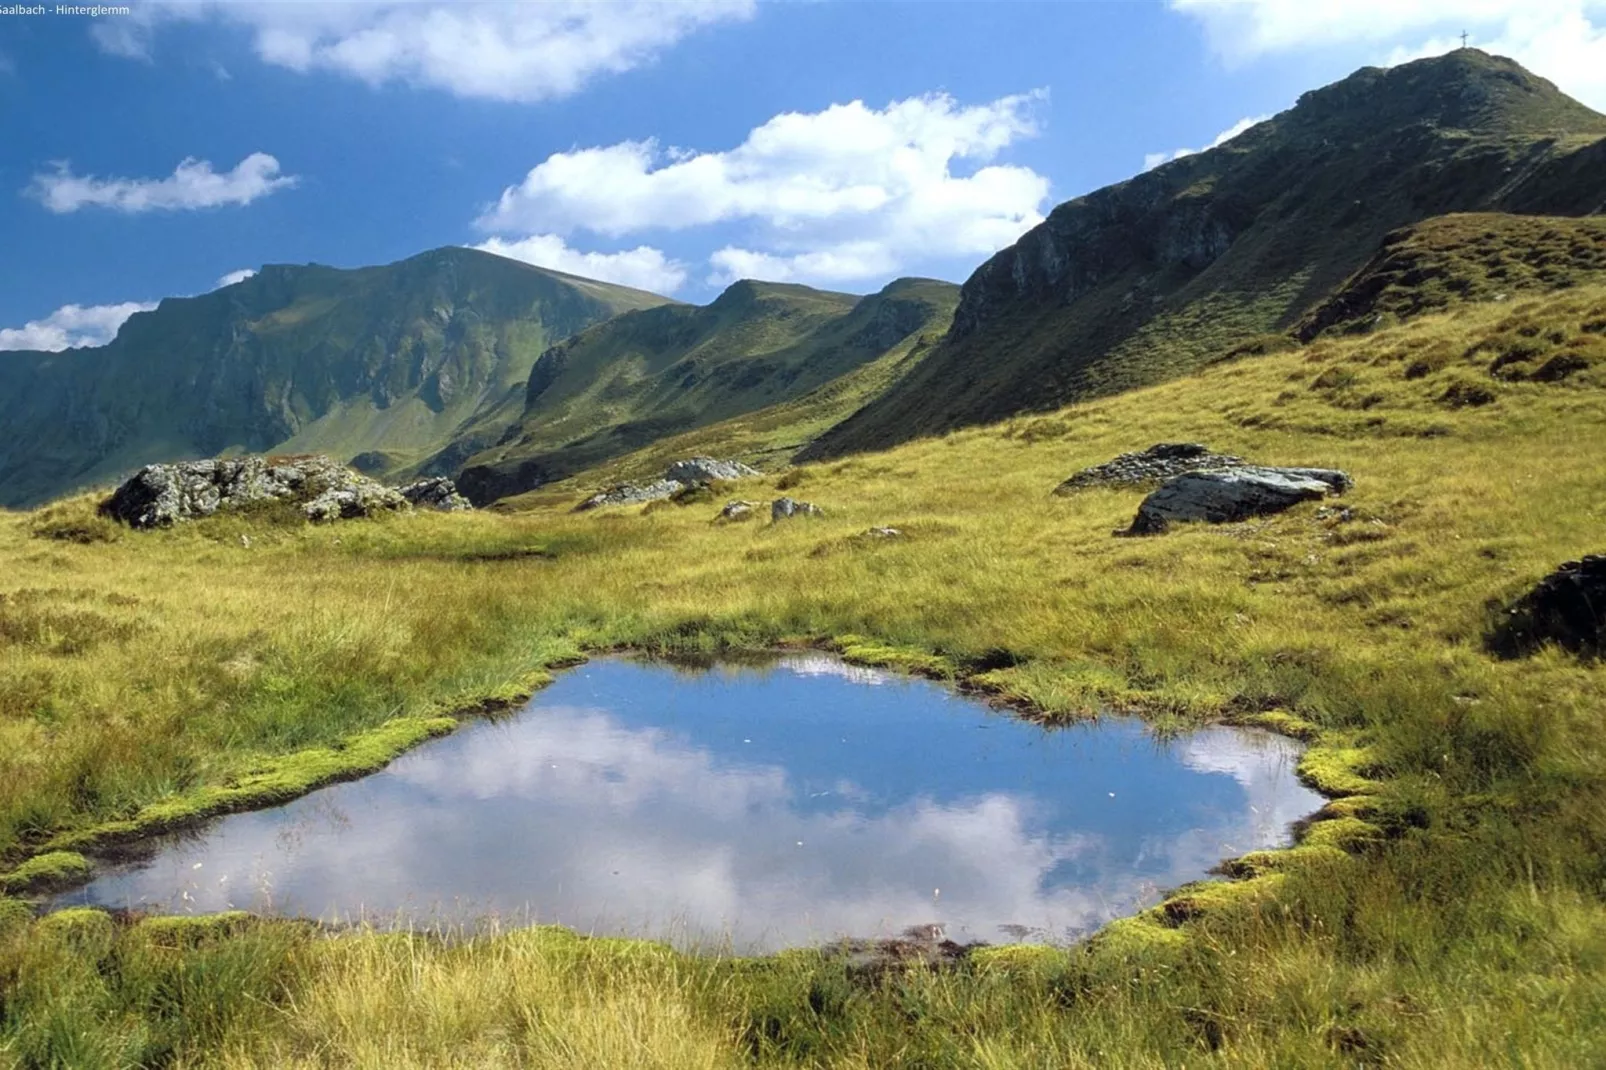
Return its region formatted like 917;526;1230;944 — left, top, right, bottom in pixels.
455;277;958;503
805;49;1606;461
0;248;671;507
7;279;1606;1065
1296;211;1606;339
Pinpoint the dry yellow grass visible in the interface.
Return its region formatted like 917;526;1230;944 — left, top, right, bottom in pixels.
3;286;1606;1066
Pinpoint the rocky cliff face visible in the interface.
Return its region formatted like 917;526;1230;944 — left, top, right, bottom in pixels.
803;50;1606;462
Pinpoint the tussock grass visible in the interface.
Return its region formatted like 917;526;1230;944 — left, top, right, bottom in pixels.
3;286;1606;1064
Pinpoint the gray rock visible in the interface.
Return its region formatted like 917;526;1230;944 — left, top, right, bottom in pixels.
664;457;759;484
395;476;473;512
772;497;824;521
715;500;760;523
1056;442;1244;493
866;527;902;539
1125;465;1351;535
577;479;685;511
99;455;409;528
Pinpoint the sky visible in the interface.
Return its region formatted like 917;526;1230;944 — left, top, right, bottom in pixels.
2;0;1605;351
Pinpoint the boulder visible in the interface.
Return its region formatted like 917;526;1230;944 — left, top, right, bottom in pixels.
577;479;684;511
395;476;473;512
99;455;408;528
664;458;759;484
1488;555;1606;658
1124;465;1351;535
1056;443;1244;493
772;497;824;521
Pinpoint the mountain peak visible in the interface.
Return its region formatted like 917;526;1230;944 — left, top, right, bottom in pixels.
1288;49;1606;137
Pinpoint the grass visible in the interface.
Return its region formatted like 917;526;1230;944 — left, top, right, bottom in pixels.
3;284;1606;1064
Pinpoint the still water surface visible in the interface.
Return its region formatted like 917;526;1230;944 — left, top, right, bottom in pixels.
54;656;1324;950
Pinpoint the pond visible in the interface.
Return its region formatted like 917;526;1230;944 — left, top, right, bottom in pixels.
52;656;1325;951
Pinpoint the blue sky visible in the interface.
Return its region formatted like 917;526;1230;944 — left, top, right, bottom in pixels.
2;0;1604;350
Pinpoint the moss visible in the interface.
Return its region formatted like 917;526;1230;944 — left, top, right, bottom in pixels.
832;634;954;678
48;716;457;853
1300;816;1384;851
1298;745;1384;796
970;943;1067;973
1238;709;1323;741
1090;912;1189;956
133;911;254;948
1159;873;1289;924
35;906;116;954
0;897;34;933
0;850;91;893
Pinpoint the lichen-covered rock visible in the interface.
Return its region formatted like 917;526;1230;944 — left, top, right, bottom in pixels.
664;458;759;484
715;500;760;523
577;479;684;511
1489;555;1606;658
1056;443;1245;493
772;497;824;521
395;476;472;512
99;455;408;528
1125;465;1351;535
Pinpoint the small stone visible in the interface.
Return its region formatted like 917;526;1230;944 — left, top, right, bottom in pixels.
867;527;902;538
772;497;824;521
715;500;760;523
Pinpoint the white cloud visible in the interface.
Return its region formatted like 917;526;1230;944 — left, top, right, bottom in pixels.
479;91;1051;289
94;1;754;103
28;153;297;215
474;235;688;294
1171;0;1606;111
1143;114;1271;171
0;301;156;352
215;268;257;288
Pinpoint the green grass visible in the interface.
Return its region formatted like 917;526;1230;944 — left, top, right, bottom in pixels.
3;284;1606;1065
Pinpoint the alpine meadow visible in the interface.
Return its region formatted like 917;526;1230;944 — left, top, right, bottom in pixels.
3;16;1606;1069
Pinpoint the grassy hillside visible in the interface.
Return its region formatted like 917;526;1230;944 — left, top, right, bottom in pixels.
804;50;1606;461
4;280;1606;1065
0;248;672;507
454;277;957;503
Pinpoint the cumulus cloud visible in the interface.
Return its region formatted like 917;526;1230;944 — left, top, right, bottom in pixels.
0;301;156;352
1143;114;1271;171
475;235;689;294
478;91;1051;288
1171;0;1606;111
93;1;754;103
28;153;297;215
215;268;258;288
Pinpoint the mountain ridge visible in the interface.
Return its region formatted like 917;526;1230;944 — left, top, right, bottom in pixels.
0;247;673;507
801;49;1606;461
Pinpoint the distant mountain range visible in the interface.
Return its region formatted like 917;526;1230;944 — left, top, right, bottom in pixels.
2;49;1602;508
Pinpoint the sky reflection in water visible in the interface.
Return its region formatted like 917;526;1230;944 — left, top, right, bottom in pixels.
55;656;1324;950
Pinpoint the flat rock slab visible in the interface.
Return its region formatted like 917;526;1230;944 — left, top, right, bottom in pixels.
1126;465;1351;535
1488;555;1606;658
1057;442;1245;493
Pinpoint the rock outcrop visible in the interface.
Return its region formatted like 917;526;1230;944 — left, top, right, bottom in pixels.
1124;466;1351;535
1056;443;1245;493
577;459;758;512
98;456;409;528
577;479;684;511
772;497;824;521
664;458;759;484
395;476;473;512
1488;555;1606;658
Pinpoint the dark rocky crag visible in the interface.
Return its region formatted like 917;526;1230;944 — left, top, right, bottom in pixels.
1489;555;1606;658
